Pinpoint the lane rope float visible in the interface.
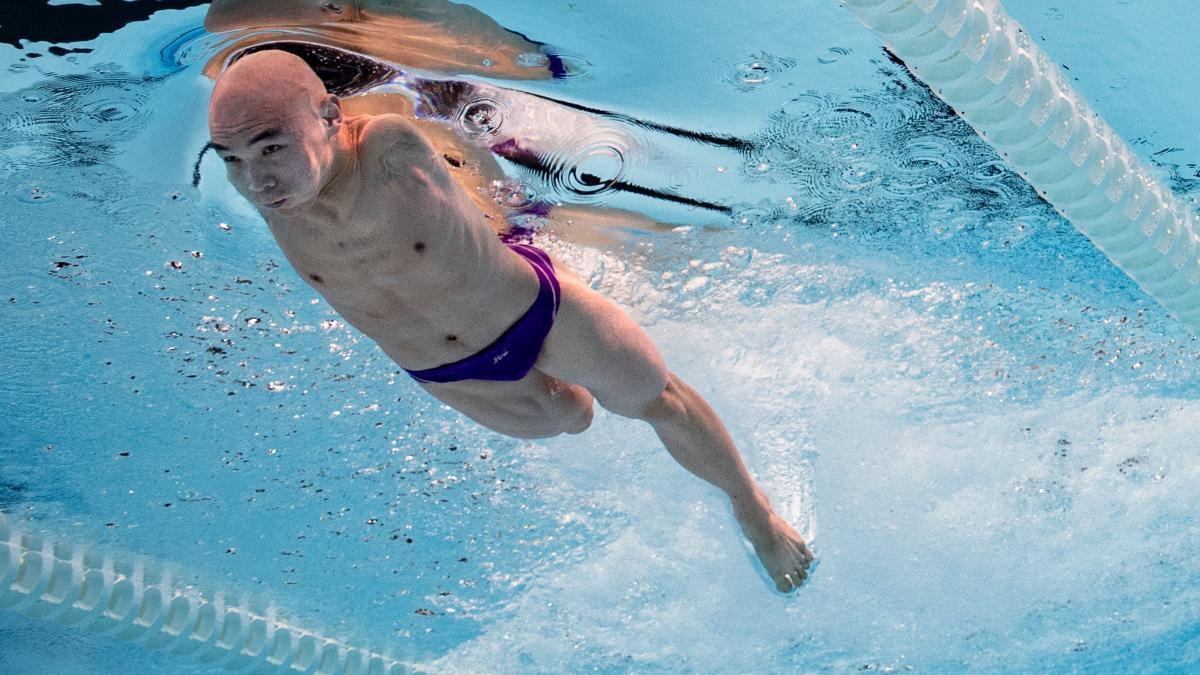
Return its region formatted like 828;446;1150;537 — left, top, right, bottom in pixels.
0;511;420;674
842;0;1200;327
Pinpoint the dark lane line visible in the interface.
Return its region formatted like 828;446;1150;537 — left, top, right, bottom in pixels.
1;0;209;47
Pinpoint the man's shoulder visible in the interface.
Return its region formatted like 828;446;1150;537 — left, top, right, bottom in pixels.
357;114;432;173
359;114;424;151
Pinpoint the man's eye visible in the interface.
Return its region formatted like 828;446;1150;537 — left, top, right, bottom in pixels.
322;2;343;14
263;144;282;155
221;155;239;164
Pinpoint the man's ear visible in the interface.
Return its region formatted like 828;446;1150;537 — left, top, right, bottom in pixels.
320;94;343;137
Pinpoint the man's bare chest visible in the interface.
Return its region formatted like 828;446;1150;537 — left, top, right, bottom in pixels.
268;209;438;304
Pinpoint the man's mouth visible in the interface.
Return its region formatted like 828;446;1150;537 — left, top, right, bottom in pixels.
264;197;288;208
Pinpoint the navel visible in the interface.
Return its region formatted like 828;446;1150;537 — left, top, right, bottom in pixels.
446;335;457;342
413;242;426;253
308;273;324;284
337;241;346;248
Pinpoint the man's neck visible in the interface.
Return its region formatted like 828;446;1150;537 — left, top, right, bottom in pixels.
314;122;360;214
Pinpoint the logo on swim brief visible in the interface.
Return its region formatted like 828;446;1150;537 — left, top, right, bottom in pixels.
493;350;509;364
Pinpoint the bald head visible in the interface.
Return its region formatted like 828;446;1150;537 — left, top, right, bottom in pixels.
206;50;346;211
209;50;329;131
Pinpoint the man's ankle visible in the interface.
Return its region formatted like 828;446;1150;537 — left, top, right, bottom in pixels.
730;488;772;523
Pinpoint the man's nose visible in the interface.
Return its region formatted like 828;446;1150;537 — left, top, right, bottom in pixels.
247;167;275;193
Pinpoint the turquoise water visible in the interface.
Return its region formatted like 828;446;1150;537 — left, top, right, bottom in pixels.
2;1;1200;671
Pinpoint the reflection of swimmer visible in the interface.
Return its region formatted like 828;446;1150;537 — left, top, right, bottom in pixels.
204;0;563;80
207;50;814;593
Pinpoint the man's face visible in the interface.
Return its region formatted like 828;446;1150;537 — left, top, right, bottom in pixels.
209;102;336;211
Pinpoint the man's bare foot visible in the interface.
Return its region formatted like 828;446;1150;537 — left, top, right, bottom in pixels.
734;493;814;593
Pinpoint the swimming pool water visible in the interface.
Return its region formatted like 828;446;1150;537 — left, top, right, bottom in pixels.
3;1;1200;671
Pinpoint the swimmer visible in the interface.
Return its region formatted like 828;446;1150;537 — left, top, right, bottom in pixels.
206;50;813;592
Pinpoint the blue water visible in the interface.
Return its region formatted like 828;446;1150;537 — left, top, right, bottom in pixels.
2;1;1200;672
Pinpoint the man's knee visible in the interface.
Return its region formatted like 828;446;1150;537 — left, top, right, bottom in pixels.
500;406;591;439
640;374;688;423
495;388;594;439
550;382;594;435
601;372;682;423
564;400;594;434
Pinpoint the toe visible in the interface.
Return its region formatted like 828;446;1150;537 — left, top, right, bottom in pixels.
776;574;794;593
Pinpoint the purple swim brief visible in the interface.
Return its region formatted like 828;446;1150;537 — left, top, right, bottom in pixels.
403;244;560;384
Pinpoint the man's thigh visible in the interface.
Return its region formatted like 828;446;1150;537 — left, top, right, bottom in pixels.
535;273;669;417
418;369;591;439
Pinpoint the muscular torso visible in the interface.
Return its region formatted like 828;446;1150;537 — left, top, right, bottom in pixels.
260;114;539;371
